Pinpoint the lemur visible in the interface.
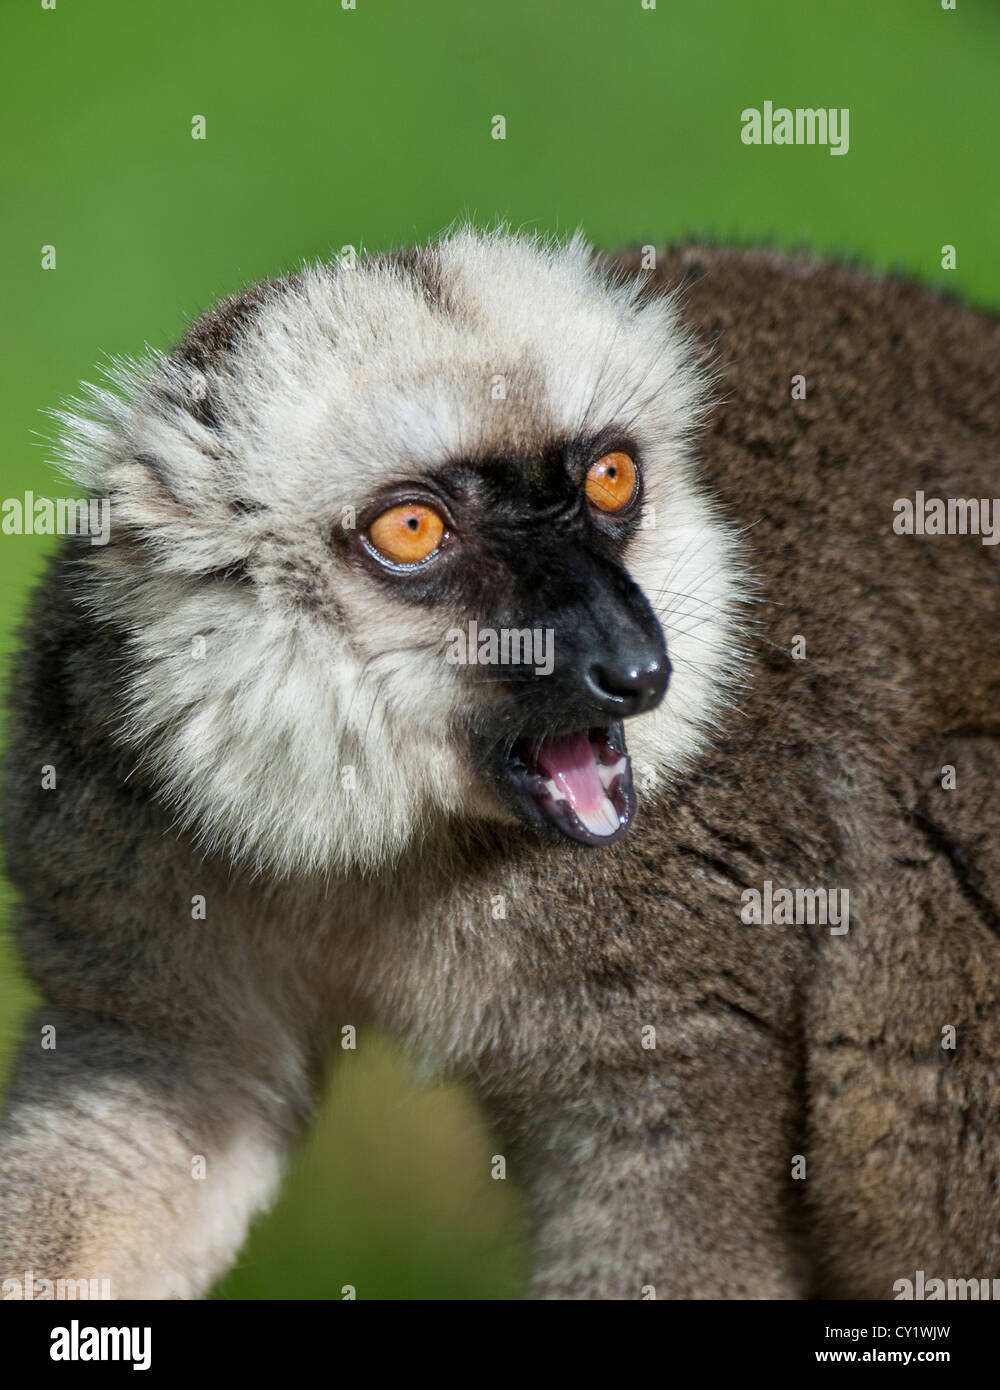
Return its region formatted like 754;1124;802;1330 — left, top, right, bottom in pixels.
2;230;999;1299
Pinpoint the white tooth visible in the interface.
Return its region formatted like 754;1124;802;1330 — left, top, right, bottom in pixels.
544;778;566;802
579;795;622;838
598;756;627;790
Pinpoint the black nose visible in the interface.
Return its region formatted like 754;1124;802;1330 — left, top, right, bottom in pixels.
585;655;671;717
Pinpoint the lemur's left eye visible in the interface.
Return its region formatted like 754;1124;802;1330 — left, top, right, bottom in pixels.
367;503;445;565
585;451;637;513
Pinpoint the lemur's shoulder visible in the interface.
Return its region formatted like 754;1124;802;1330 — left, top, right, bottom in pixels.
609;242;1000;451
611;243;1000;749
610;240;999;325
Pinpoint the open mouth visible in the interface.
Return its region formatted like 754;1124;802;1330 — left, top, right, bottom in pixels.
499;723;636;846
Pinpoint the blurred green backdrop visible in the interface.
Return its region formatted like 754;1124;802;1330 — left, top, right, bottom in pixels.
1;0;997;1299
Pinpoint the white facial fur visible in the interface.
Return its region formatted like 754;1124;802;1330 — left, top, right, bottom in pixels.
55;228;744;877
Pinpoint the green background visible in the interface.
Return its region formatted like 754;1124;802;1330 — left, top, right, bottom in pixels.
0;0;996;1299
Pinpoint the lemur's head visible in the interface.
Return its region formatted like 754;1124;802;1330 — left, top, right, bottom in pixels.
60;229;743;875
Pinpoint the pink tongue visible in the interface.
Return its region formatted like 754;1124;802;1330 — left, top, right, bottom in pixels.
534;731;609;822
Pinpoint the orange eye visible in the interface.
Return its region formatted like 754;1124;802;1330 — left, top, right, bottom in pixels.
367;503;445;565
585;451;637;513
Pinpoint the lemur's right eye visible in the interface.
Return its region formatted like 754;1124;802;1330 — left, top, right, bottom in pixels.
585;451;637;513
366;503;445;566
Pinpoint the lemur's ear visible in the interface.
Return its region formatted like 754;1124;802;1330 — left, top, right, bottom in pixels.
169;279;291;434
52;277;299;573
52;352;257;578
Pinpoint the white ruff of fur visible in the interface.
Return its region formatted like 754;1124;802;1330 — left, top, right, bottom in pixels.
53;228;746;876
